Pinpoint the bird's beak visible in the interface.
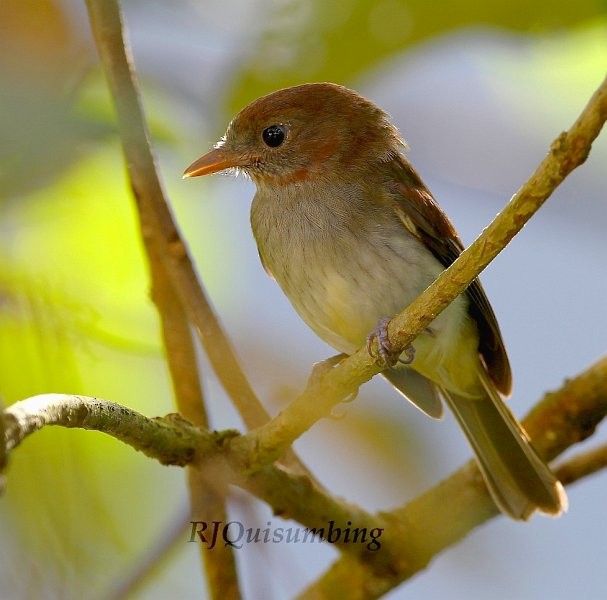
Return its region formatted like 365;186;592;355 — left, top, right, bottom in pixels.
182;147;241;178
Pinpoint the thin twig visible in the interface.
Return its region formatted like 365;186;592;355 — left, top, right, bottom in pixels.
229;74;607;470
556;444;607;486
150;206;238;595
153;252;239;596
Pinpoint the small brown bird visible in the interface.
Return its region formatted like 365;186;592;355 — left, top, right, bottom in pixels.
184;82;567;520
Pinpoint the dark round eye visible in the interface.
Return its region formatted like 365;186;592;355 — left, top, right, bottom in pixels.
262;124;285;148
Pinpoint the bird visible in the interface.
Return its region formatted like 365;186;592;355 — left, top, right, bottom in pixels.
183;82;567;520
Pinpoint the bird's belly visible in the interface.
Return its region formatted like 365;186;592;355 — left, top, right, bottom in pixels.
286;254;478;395
265;228;445;355
288;263;407;353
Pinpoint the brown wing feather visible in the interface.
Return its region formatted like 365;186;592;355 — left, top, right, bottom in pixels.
387;154;512;395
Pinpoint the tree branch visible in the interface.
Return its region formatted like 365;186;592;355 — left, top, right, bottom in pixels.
556;444;607;487
1;393;389;561
84;0;267;435
300;354;607;598
3;353;607;579
2;394;203;465
229;73;607;470
85;1;242;594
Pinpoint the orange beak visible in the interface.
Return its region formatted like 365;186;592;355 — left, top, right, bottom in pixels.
182;147;241;178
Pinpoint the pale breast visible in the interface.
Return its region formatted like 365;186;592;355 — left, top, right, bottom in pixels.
250;183;464;356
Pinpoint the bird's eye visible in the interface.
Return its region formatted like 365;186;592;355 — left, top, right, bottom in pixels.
262;124;285;148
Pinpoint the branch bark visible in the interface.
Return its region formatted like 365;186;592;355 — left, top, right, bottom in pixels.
556;444;607;486
3;394;203;465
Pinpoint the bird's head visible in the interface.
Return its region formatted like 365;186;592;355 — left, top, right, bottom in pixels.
183;82;403;187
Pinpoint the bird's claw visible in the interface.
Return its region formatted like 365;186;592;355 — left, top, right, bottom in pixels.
367;317;415;368
398;344;415;365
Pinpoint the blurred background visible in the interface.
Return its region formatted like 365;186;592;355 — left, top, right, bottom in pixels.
1;0;606;598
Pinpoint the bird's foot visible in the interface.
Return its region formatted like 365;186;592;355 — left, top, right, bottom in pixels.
367;317;415;368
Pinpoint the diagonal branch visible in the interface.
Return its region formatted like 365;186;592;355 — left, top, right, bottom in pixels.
84;0;267;434
556;444;607;486
84;0;312;484
229;73;607;471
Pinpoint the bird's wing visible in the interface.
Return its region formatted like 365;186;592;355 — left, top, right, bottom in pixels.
386;153;512;396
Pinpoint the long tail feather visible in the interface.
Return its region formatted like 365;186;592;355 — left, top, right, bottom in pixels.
440;375;567;520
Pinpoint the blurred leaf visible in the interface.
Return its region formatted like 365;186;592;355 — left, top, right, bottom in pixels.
0;142;185;598
492;19;607;123
227;0;606;113
0;0;112;199
0;146;159;354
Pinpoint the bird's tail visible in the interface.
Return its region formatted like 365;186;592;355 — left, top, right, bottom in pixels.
440;373;567;520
